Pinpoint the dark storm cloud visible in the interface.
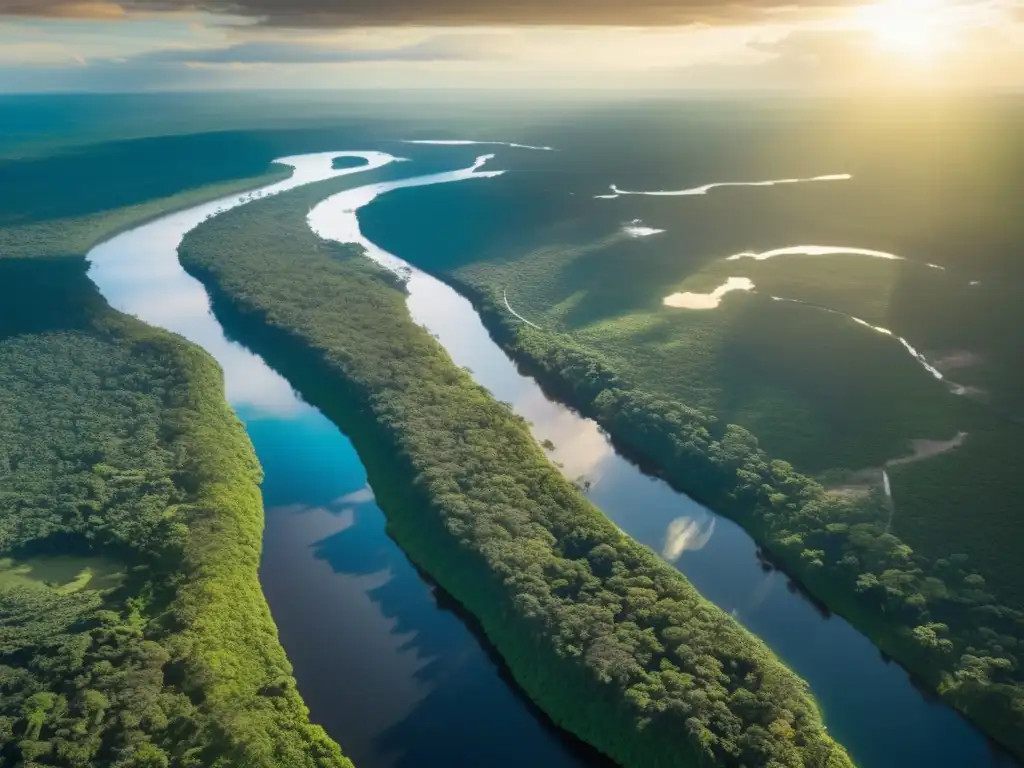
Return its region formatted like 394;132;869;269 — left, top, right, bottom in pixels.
0;0;854;26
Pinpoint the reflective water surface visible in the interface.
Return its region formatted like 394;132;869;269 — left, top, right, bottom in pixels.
84;146;1016;768
309;151;1016;768
86;152;601;768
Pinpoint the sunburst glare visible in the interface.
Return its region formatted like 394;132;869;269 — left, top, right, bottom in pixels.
856;0;948;59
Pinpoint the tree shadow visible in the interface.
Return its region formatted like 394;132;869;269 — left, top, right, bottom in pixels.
0;258;103;338
309;503;612;768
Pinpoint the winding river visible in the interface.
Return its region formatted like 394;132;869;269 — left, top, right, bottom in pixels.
87;149;1015;768
87;152;602;768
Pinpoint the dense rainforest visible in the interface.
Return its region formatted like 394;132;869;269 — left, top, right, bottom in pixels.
443;280;1024;761
357;103;1024;611
350;121;1024;760
178;174;854;768
0;259;350;768
0;136;355;767
0;169;289;263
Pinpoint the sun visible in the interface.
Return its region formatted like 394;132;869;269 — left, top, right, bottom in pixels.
856;0;946;59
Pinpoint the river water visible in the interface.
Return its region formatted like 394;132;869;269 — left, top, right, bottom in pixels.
86;152;601;768
308;151;1015;768
86;149;1014;768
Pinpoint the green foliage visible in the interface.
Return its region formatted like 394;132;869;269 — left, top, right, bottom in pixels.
362;178;976;473
358;118;1024;612
887;427;1024;610
178;176;853;768
0;169;289;262
0;556;125;594
349;115;1024;758
461;289;1024;760
0;260;350;768
0;130;286;226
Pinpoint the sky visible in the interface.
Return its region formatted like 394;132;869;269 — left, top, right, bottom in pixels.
1;0;1021;91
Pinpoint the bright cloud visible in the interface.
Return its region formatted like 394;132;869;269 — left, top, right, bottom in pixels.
0;0;1020;90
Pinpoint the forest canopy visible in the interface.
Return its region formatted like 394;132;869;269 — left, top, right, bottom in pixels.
178;176;853;768
0;259;351;768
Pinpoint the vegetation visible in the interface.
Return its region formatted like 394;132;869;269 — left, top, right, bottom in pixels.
413;278;1022;761
178;175;854;768
886;428;1024;610
0;125;532;768
0;121;437;263
360;99;1024;452
0;251;352;764
358;175;990;472
0;169;289;262
361;190;1024;594
350;106;1024;759
6;98;1021;765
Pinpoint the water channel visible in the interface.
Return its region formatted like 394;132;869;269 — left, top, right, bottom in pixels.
88;148;1014;768
86;151;601;768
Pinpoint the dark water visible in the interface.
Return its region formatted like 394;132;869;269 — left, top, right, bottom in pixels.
84;145;1017;768
86;152;600;768
309;148;1017;768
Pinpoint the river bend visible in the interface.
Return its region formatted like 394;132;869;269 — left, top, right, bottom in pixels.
309;151;1013;768
86;151;600;768
86;149;1013;768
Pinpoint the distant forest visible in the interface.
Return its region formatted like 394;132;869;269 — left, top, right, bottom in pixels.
4;99;1022;767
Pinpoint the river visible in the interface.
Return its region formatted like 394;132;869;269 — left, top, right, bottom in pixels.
307;150;1015;768
87;149;1014;768
86;151;603;768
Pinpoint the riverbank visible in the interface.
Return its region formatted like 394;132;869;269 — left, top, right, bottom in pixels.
443;276;1024;762
356;148;1024;621
0;257;351;767
178;170;853;768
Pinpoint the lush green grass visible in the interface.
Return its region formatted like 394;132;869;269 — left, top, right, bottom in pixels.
178;171;853;768
0;556;125;595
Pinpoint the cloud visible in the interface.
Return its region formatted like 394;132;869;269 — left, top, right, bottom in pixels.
743;11;1024;89
129;34;509;64
1;0;859;26
750;28;875;65
2;1;128;17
